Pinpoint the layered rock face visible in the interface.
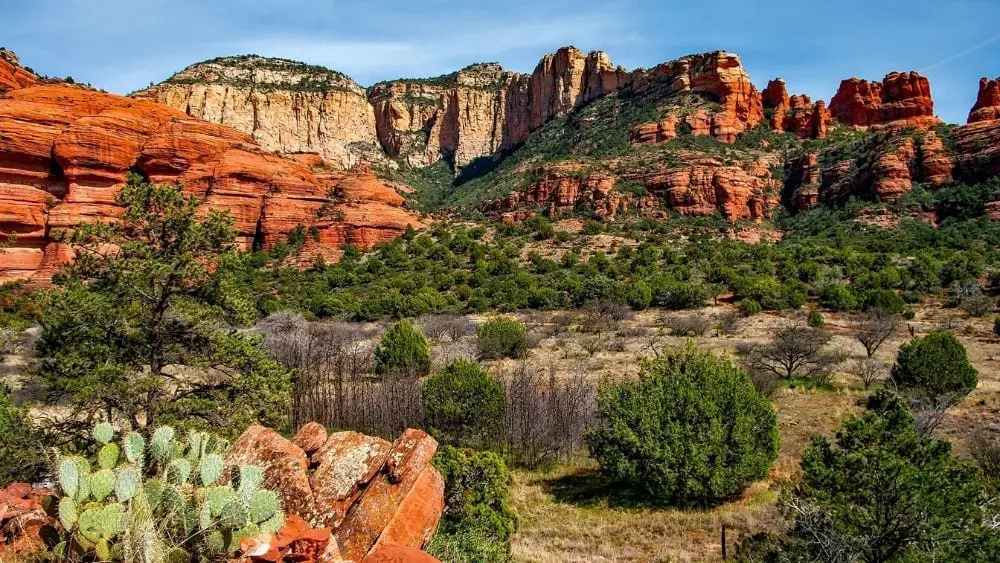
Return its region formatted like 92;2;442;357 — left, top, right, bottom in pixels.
0;58;423;283
135;56;383;169
968;77;1000;124
225;424;444;563
829;71;940;129
761;79;830;138
0;49;37;92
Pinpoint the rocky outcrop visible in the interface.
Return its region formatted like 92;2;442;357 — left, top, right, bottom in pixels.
135;56;384;169
0;49;37;93
486;154;780;222
0;79;424;283
830;71;940;129
225;424;444;563
968;77;1000;124
761;79;830;138
0;483;53;561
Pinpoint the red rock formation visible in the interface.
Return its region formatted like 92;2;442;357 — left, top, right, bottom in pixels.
953;119;1000;180
643;161;777;220
0;483;54;561
968;77;1000;123
871;138;917;202
0;80;424;283
362;545;441;563
0;50;37;93
761;79;831;139
225;424;444;563
630;116;679;146
830;71;940;129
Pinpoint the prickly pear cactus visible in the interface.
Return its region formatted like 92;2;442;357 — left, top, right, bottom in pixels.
46;422;285;562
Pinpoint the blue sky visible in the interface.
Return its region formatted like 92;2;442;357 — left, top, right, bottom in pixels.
2;0;998;123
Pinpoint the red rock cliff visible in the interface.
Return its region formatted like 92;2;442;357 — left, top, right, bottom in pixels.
829;71;940;129
761;78;830;138
0;63;423;283
968;77;1000;123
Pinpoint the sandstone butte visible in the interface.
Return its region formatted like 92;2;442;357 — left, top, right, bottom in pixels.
0;54;425;283
0;423;445;563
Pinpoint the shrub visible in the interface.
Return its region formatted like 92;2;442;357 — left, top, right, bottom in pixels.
623;280;652;310
862;289;906;314
428;445;517;563
961;294;995;317
0;384;48;484
476;317;527;360
586;345;778;507
422;360;506;449
820;284;858;312
739;299;762;317
739;390;1000;562
374;319;432;378
807;310;825;328
891;331;978;401
652;279;711;310
740;323;839;382
662;313;713;336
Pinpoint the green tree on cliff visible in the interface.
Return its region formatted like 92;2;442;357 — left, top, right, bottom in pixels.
36;174;291;435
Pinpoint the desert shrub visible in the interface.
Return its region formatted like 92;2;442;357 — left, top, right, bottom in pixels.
586;345;778;507
851;358;888;390
717;310;742;334
422;360;506;449
961;294;995;317
807;310;825;328
970;430;1000;492
623;280;652;310
651;278;711;310
740;323;839;383
852;308;899;359
662;313;713;336
862;289;906;314
428;445;517;563
499;363;596;467
820;284;858;312
739;299;762;317
374;319;432;378
0;384;48;484
891;331;978;401
476;317;527;360
738;390;1000;562
417;314;477;342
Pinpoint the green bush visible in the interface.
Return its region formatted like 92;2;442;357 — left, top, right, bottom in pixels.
651;279;710;310
623;280;653;310
373;319;432;378
0;384;48;484
863;289;906;314
586;345;779;507
428;445;517;563
422;360;506;449
807;310;825;328
820;284;857;312
476;317;528;360
891;331;978;400
739;299;762;317
738;390;1000;561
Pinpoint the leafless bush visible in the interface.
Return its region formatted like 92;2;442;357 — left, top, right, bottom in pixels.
616;326;648;339
739;323;841;384
255;312;423;437
662;313;713;336
580;300;632;333
749;370;781;398
609;338;628;352
581;334;608;356
970;429;1000;485
961;295;995;317
497;362;597;467
908;394;961;437
416;314;476;342
717;310;742;335
851;358;887;390
0;326;24;357
852;309;898;359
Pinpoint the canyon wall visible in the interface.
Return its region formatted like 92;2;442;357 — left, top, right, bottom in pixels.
0;55;423;283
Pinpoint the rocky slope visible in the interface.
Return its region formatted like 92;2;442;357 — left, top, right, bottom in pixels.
135;56;385;169
0;54;423;283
